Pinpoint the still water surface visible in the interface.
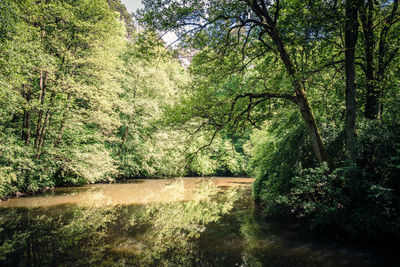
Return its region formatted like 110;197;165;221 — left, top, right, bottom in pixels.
0;177;396;266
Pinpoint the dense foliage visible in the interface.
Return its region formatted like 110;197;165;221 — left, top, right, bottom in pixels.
0;0;247;199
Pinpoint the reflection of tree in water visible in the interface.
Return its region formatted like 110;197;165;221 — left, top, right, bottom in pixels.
0;180;377;267
112;179;242;266
0;204;116;266
0;180;242;266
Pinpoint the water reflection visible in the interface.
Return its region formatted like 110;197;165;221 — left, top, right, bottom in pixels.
0;179;244;266
0;178;396;266
0;177;252;208
0;204;116;266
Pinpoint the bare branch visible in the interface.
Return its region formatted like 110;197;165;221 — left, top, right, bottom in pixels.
274;0;280;25
258;29;275;51
378;0;399;73
186;129;219;163
241;25;257;61
230;91;296;114
306;60;346;75
232;96;268;127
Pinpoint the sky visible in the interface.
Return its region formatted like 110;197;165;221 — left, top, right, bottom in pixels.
120;0;144;13
120;0;177;46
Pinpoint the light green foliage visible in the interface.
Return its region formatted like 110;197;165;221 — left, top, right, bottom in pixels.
0;0;127;195
114;32;248;178
185;134;248;176
250;112;313;203
115;35;190;177
0;169;17;200
0;0;248;198
0;136;55;198
53;144;118;185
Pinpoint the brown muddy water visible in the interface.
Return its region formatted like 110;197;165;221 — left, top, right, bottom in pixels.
0;177;397;266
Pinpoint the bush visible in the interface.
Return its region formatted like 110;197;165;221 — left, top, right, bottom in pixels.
0;167;17;199
0;137;56;198
257;162;400;239
53;144;118;186
275;163;349;227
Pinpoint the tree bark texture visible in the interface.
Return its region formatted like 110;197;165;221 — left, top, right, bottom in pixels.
360;0;376;119
344;0;359;163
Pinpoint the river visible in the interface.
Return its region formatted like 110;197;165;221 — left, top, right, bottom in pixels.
0;177;396;266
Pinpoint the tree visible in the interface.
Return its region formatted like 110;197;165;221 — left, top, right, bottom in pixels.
358;0;400;119
137;0;349;167
0;0;127;195
107;0;136;38
344;0;360;163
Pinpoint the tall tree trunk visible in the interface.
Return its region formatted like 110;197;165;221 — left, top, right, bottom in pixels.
21;85;32;145
360;0;377;120
244;1;333;166
22;110;31;145
268;27;333;167
364;0;399;119
34;71;48;149
36;92;55;159
38;109;51;149
35;23;47;149
56;93;72;146
295;91;332;167
344;0;359;163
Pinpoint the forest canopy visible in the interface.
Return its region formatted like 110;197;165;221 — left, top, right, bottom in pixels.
0;0;248;199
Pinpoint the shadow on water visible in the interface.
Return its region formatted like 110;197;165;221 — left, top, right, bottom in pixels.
0;178;398;266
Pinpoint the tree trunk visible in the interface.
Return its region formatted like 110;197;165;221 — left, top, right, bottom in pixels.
295;92;332;167
363;0;399;119
36;92;55;159
360;0;377;120
36;113;51;159
268;27;333;167
34;71;48;149
21;85;32;145
34;22;47;149
22;110;31;145
56;93;72;146
38;109;51;149
344;0;359;163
